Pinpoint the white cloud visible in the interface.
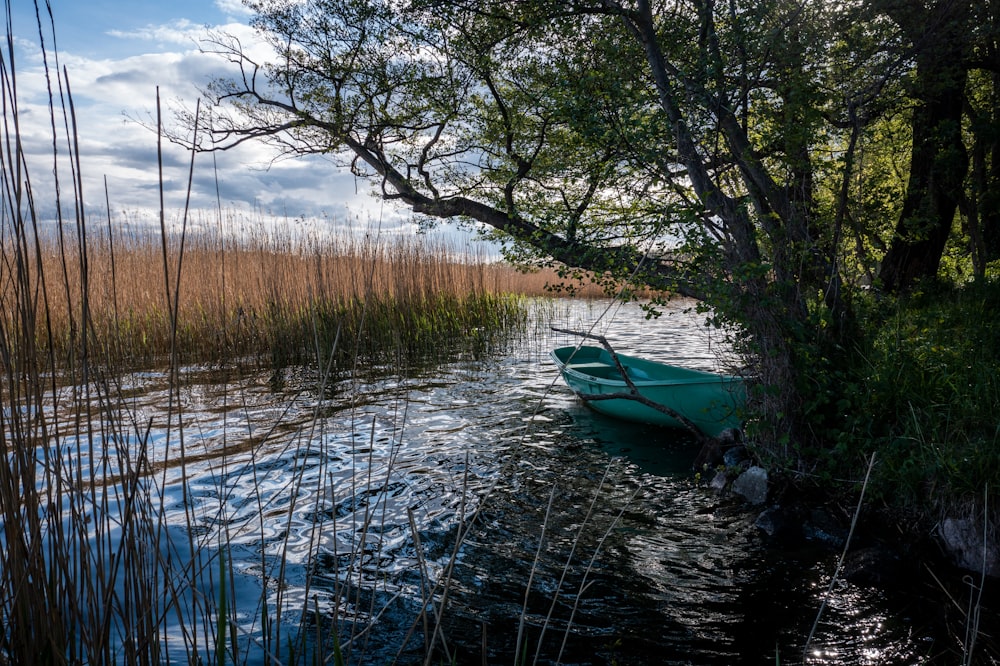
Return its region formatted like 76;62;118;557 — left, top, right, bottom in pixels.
5;11;475;248
106;19;204;47
214;0;256;19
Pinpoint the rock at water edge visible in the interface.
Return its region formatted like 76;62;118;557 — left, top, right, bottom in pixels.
732;466;768;505
939;517;1000;578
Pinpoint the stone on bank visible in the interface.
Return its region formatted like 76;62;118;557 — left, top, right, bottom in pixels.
732;465;768;505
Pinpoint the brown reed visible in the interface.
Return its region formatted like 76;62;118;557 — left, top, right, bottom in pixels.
14;216;610;371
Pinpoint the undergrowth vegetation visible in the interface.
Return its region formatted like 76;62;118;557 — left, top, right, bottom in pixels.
794;280;1000;523
859;282;1000;512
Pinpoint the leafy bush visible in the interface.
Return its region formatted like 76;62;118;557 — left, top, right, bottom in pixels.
810;280;1000;514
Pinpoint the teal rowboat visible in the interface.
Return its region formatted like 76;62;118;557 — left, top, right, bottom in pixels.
551;345;745;438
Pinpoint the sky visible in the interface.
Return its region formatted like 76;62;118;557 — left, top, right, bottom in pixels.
7;0;441;242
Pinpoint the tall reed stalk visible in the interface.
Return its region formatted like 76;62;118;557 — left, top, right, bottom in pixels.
0;5;177;664
20;219;540;371
0;5;634;664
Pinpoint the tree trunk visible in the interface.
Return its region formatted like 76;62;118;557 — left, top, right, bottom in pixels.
625;0;817;454
976;71;1000;265
879;3;970;291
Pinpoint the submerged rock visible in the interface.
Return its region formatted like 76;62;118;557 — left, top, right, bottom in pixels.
803;508;848;549
722;444;750;469
732;465;768;505
693;440;723;470
692;430;745;472
841;545;904;587
755;505;797;539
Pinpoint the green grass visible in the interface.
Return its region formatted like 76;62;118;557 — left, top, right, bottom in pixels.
833;280;1000;516
266;291;530;372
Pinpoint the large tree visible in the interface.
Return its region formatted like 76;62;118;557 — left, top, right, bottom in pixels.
876;0;974;291
961;1;1000;276
199;0;989;459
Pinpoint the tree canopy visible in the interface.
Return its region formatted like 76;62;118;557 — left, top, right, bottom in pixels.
201;0;1000;460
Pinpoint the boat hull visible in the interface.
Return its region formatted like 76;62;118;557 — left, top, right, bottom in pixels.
551;345;744;437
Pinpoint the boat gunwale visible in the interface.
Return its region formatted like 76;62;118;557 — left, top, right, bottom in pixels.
551;345;744;388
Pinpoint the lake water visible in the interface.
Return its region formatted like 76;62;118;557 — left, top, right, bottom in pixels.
41;298;996;664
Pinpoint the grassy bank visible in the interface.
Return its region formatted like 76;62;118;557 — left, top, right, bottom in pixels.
860;282;1000;513
797;280;1000;534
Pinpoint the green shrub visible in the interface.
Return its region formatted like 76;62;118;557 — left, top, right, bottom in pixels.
815;280;1000;513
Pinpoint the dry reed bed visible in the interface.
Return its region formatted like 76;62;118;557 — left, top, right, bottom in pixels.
8;226;605;370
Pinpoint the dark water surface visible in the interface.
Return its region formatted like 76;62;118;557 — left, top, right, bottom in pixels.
116;299;994;664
